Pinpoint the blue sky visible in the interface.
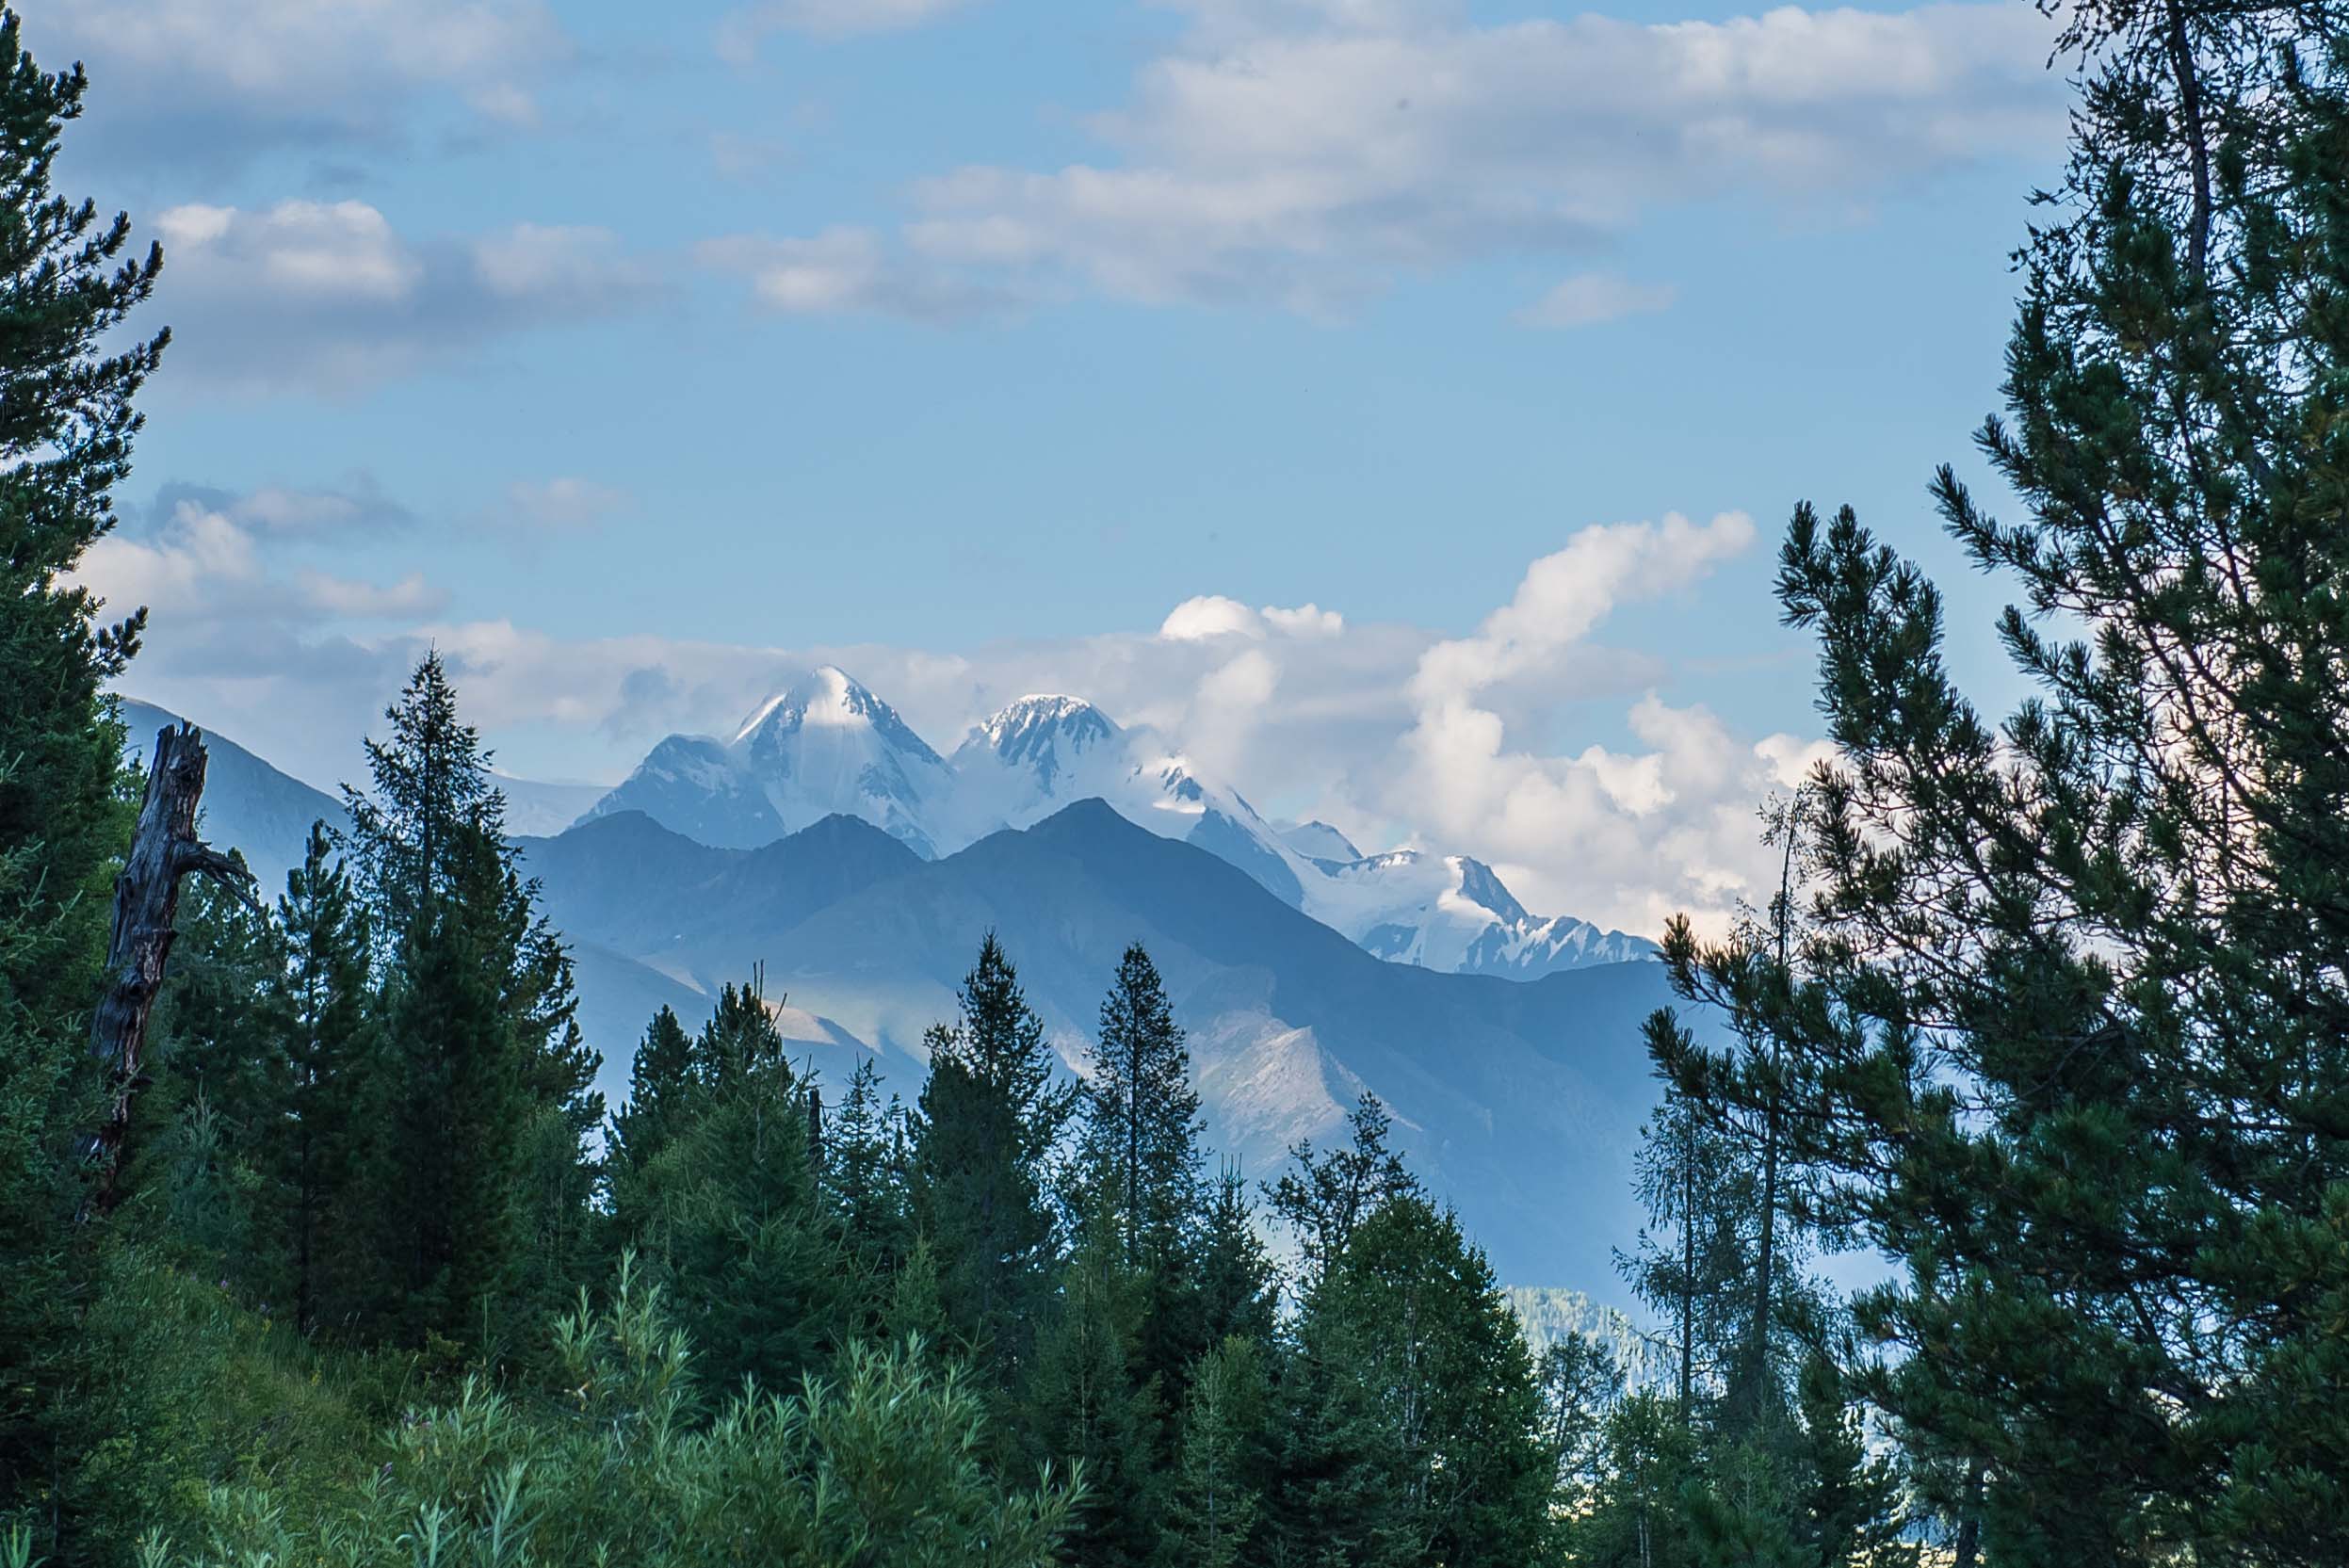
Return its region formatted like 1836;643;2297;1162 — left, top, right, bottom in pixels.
46;0;2073;933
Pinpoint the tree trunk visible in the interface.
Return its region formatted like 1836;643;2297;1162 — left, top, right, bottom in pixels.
79;722;254;1217
1952;1457;1986;1568
1747;815;1799;1410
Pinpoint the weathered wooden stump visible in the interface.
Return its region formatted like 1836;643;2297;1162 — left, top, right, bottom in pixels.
80;721;256;1217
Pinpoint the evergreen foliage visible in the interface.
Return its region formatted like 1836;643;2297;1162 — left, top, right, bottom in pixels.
267;826;379;1334
0;2;166;1522
909;933;1074;1377
1649;4;2349;1560
1163;1336;1272;1568
1262;1091;1420;1301
1274;1194;1554;1568
13;3;2349;1562
337;657;602;1356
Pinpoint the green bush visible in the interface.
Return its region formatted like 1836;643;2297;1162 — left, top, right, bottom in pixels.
150;1258;1078;1568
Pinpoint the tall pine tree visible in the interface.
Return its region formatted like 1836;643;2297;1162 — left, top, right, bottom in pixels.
909;933;1075;1378
341;655;598;1354
268;823;378;1334
1075;943;1209;1400
0;6;168;1527
1655;3;2349;1560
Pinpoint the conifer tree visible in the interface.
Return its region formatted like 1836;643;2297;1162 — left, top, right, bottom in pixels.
0;5;168;1519
341;651;499;939
826;1055;914;1274
1537;1330;1626;1514
342;657;597;1353
909;934;1073;1376
1789;1349;1913;1568
611;1004;695;1178
614;1020;855;1398
695;976;785;1091
1273;1194;1553;1567
1021;1219;1162;1568
1571;1390;1702;1568
1077;944;1203;1267
1077;943;1209;1398
1653;4;2349;1560
1620;1031;1760;1420
1193;1163;1278;1349
269;824;378;1334
126;875;285;1296
1262;1091;1419;1301
1163;1336;1272;1568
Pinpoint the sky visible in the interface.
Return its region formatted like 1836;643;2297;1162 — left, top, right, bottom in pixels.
43;0;2080;936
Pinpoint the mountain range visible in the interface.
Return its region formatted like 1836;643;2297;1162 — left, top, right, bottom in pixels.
584;666;1652;981
523;801;1676;1296
115;690;1690;1296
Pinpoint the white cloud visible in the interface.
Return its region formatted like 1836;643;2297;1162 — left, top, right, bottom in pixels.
27;0;568;171
734;2;2059;316
1262;603;1345;638
695;228;1007;322
161;201;421;303
1517;273;1677;330
717;0;978;56
78;496;449;633
1185;648;1284;779
1378;511;1798;931
1411;512;1755;707
473;225;657;301
151;202;659;395
296;571;442;618
1160;595;1265;640
1161;595;1345;640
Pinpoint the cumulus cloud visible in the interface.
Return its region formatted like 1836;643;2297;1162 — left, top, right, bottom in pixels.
1372;511;1814;931
151;202;659;395
25;0;569;174
81;495;448;629
1517;273;1677;330
721;1;2064;316
1411;512;1755;707
1160;596;1345;640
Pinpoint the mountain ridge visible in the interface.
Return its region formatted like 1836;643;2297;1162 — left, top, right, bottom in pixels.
582;667;1653;983
521;795;1677;1295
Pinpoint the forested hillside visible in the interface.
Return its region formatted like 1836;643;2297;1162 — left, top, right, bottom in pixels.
6;2;2347;1565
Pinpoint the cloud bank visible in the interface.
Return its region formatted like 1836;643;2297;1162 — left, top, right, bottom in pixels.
707;1;2063;319
82;480;1822;937
151;202;660;394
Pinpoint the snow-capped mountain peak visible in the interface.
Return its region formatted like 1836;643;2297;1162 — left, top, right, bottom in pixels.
582;671;1654;978
963;694;1118;778
736;665;944;762
583;666;948;857
1276;818;1364;864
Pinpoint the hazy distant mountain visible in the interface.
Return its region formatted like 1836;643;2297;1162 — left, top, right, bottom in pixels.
585;670;1654;982
493;774;609;838
109;692;1684;1292
522;800;1678;1294
119;697;616;890
118;699;348;891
